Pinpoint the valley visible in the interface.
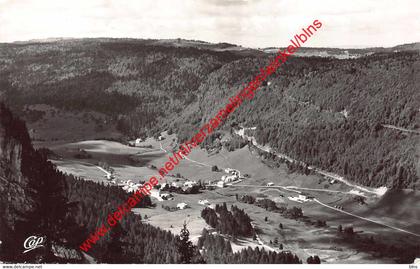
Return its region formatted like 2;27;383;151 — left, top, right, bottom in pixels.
44;129;420;263
1;38;419;264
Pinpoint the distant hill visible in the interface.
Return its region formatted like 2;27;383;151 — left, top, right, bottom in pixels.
0;38;418;189
262;42;420;59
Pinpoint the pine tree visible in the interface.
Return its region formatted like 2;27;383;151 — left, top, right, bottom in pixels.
177;222;195;264
307;255;321;264
101;223;127;263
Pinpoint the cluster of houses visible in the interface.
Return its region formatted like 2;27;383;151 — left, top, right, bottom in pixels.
117;180;174;201
117;178;202;202
215;168;242;188
288;194;313;203
114;167;242;211
128;134;164;147
114;177;223;213
175;199;215;211
118;180;142;193
159;180;199;192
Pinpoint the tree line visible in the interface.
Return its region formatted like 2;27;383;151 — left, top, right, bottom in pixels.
201;203;253;237
197;229;301;264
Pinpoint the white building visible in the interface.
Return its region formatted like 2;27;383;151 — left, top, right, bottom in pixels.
122;185;130;191
105;173;114;180
288;196;303;203
160;183;169;189
288;195;310;203
120;180;142;193
161;193;173;200
183;181;197;188
224;168;233;173
177;203;188;209
171;182;182;188
128;185;141;193
217;181;226;188
135;138;143;146
224;168;239;176
221;175;238;183
198;199;209;205
266;182;274;186
298;194;308;201
151;189;163;201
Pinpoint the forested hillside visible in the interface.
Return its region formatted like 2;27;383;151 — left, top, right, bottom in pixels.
0;103;202;263
0;39;244;138
173;51;420;188
0;39;418;188
0;103;83;262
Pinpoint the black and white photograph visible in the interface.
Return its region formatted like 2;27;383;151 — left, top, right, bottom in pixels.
0;0;419;266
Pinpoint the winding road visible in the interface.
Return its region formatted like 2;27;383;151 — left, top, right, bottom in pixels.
234;183;420;237
314;199;420;237
382;124;420;135
234;127;386;197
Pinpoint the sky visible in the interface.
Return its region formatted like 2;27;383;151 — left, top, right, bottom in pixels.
0;0;419;48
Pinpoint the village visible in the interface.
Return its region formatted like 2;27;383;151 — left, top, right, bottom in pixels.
102;159;244;211
46;129;419;264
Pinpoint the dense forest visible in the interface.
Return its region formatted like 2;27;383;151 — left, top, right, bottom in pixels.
201;203;253;237
197;229;301;264
237;195;304;220
0;39;418;188
0;103;84;262
334;223;420;263
0;39;243;138
174;51;420;189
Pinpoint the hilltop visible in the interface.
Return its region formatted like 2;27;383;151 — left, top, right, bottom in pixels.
262;42;420;58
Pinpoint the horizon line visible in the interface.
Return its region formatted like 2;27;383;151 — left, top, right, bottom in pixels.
2;36;419;51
